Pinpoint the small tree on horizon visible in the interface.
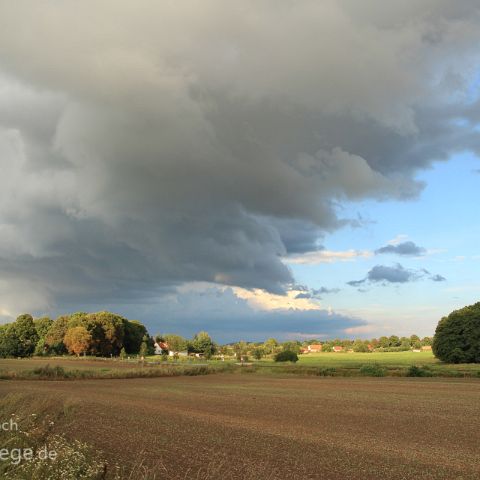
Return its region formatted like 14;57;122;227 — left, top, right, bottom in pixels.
139;335;149;358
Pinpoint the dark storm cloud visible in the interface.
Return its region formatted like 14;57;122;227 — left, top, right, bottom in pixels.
348;264;446;286
375;241;426;256
0;1;479;315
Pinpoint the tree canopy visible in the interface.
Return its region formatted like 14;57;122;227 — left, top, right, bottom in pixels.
191;331;216;358
0;311;152;358
432;302;480;363
64;326;92;356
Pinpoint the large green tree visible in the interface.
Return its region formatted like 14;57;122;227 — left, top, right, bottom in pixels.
67;311;125;356
191;331;216;358
282;340;301;354
6;314;39;357
123;320;148;354
0;324;17;357
164;334;187;354
263;338;279;355
433;302;480;363
45;315;70;354
34;316;53;355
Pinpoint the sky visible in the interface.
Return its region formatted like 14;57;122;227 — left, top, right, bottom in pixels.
0;1;479;342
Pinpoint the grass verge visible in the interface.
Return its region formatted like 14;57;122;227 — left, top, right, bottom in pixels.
0;363;234;381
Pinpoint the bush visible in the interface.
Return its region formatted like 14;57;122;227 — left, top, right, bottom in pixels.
433;302;480;363
32;365;69;379
359;364;386;377
406;365;433;377
407;365;433;377
274;350;299;363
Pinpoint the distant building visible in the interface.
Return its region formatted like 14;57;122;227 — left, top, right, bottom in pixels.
421;345;432;351
154;341;188;356
307;344;322;353
332;346;344;353
154;341;169;355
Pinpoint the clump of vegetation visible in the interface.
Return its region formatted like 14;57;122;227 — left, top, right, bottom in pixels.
32;365;69;379
4;435;109;480
0;312;152;359
274;350;299;363
432;302;480;363
315;367;337;376
0;393;111;480
0;363;233;381
359;364;386;377
406;365;434;377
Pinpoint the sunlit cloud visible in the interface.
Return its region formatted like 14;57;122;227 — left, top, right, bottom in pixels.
286;249;373;265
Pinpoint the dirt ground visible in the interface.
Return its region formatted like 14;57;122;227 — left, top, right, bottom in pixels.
1;374;479;479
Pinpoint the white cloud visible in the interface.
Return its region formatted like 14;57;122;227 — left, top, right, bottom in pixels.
286;249;373;265
232;287;321;311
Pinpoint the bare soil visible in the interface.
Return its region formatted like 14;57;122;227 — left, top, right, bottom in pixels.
1;374;479;479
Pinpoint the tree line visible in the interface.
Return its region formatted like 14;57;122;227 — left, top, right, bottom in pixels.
0;311;432;359
218;335;433;360
0;312;151;358
1;301;478;363
0;311;434;360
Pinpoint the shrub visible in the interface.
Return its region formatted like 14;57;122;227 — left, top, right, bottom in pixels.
316;367;337;376
274;350;299;363
433;302;480;363
252;347;264;360
359;364;386;377
32;365;69;379
406;365;433;377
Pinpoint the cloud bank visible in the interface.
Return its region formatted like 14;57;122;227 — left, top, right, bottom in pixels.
0;1;478;318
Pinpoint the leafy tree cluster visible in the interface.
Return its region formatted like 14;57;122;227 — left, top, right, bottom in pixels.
433;302;480;363
300;335;432;353
189;331;216;358
155;331;217;359
217;334;433;360
0;312;152;358
0;314;38;358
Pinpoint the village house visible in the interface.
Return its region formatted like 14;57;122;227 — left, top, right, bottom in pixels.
154;341;188;357
332;346;344;352
154;341;169;355
307;344;322;353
